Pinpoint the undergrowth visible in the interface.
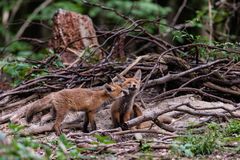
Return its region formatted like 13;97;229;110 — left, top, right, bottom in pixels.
0;123;116;159
1;120;240;159
171;120;240;157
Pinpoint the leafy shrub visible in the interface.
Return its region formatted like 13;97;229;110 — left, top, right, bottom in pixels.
1;123;97;160
2;61;32;86
172;123;221;157
140;141;152;152
94;134;115;145
0;123;51;160
225;119;240;136
55;134;95;160
88;0;171;33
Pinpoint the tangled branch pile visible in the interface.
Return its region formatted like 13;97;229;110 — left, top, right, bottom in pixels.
0;4;240;159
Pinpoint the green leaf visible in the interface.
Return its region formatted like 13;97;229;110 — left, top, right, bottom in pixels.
94;134;115;144
8;123;25;133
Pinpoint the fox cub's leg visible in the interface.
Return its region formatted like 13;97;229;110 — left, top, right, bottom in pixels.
53;107;67;136
132;104;143;129
83;112;89;133
120;111;131;130
120;104;143;130
40;108;56;125
88;110;97;131
83;111;97;133
111;110;121;128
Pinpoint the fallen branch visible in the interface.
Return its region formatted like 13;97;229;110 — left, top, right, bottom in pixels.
146;59;227;87
204;82;240;96
175;108;240;118
112;55;148;81
151;87;236;105
123;100;240;130
0;95;38;110
152;118;176;132
21;123;54;136
123;103;189;129
21;121;84;136
114;128;176;136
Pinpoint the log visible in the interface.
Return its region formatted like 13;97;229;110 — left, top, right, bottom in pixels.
122;103;188;130
21;121;84;136
49;9;102;65
123;100;240;129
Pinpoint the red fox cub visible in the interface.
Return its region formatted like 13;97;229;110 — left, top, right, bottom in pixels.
111;69;142;129
26;83;127;135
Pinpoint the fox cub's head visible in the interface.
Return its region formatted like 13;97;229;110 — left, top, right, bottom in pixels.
104;83;128;99
116;69;142;94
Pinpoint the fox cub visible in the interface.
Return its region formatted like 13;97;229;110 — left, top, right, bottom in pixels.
111;69;143;129
26;83;126;135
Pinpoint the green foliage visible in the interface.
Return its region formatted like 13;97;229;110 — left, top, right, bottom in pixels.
0;123;51;160
1;41;51;62
81;47;100;64
215;42;240;61
94;134;115;145
36;1;84;22
1;0;238;69
0;0;20;12
2;61;32;86
172;30;195;44
0;47;56;86
1;125;97;160
88;0;171;33
51;54;65;68
172;123;221;157
8;123;25;135
158;19;169;33
35;0;172;34
188;8;228;29
171;30;240;61
225;119;240;136
53;59;65;68
172;121;240;157
188;9;206;28
202;42;240;61
5;41;32;53
56;134;96;160
0;41;52;86
140;141;152;152
89;0;171;20
171;143;194;157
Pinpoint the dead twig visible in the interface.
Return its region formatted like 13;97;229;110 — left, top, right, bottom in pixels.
0;95;38;111
146;59;227;88
151;87;236;105
123;103;189;129
204;82;240;96
114;129;176;136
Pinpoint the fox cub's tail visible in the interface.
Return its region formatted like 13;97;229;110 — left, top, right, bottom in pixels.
25;95;53;122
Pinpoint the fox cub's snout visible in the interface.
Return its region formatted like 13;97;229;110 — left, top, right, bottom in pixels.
116;69;142;93
105;83;129;99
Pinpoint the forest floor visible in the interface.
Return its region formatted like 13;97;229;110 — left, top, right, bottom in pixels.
1;94;240;159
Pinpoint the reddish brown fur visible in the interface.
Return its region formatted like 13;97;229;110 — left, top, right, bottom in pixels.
26;83;124;135
111;70;143;129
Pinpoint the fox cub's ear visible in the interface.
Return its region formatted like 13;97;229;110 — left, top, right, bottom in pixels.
106;76;114;83
134;69;142;81
116;74;126;83
104;84;113;92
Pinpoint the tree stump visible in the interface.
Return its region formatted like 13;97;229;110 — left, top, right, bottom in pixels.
49;9;102;65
